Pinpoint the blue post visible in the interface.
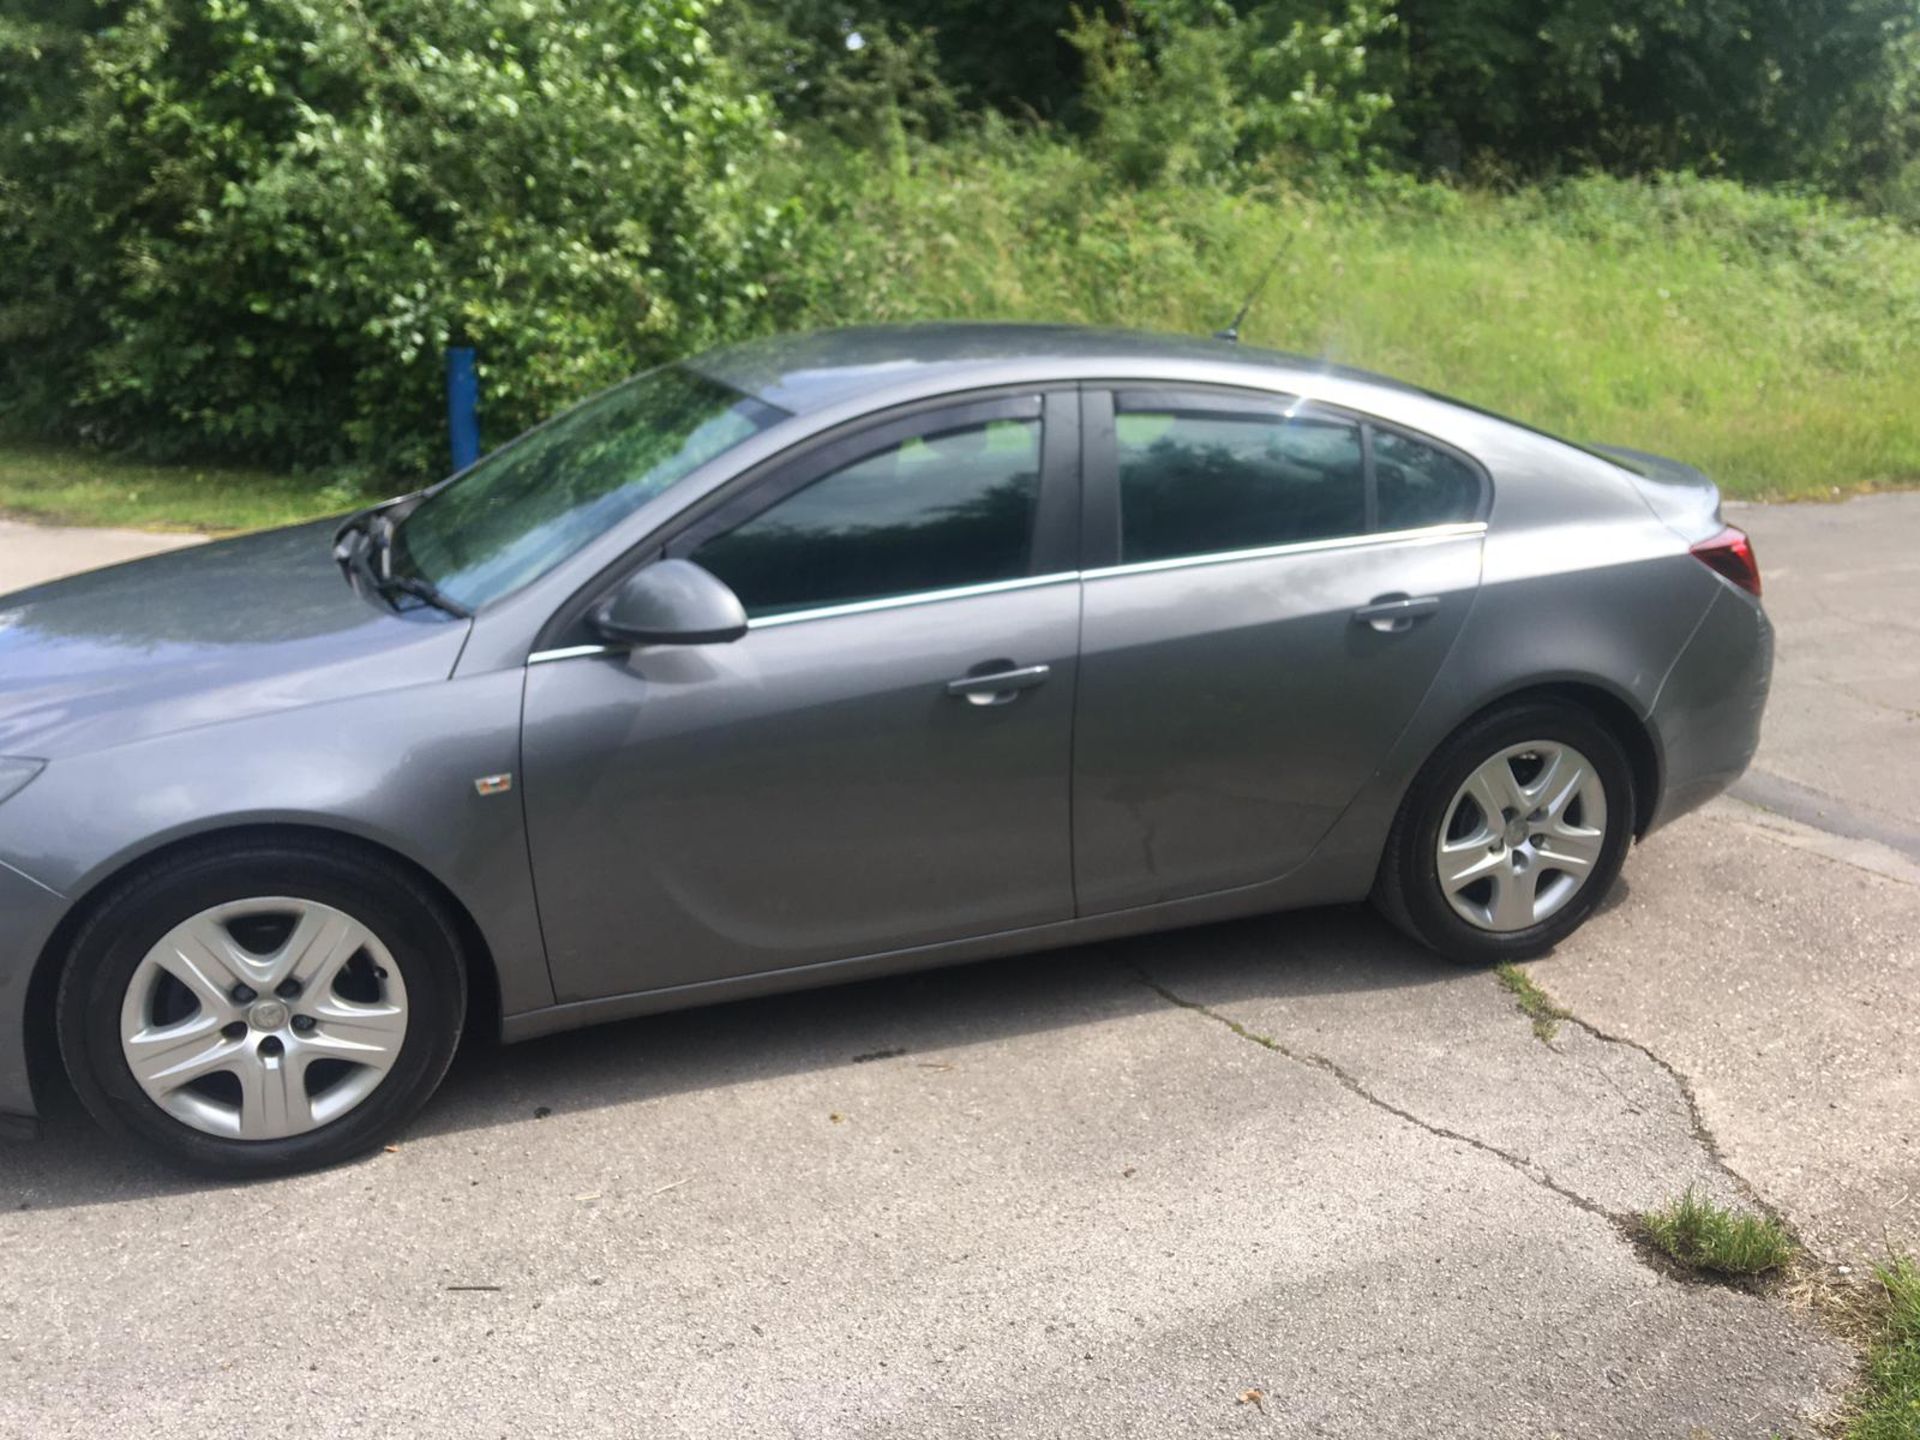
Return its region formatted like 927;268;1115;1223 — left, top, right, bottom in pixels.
446;346;480;472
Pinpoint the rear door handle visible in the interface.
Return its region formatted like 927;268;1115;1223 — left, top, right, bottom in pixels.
1352;595;1442;633
946;663;1052;706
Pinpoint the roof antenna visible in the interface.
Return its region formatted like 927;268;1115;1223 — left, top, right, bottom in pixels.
1215;235;1294;343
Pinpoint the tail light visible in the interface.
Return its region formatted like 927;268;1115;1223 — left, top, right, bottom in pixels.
1690;525;1761;598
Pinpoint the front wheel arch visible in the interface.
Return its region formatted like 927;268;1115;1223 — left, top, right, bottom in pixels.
23;822;502;1122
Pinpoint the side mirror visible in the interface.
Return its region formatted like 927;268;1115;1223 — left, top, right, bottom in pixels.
589;560;749;647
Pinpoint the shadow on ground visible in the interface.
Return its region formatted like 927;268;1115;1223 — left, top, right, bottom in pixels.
5;903;1475;1209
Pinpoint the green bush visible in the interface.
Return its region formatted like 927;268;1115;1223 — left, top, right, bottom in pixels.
4;0;1919;496
1065;1;1397;184
0;0;803;480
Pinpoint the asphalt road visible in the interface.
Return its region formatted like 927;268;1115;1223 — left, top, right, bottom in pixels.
0;496;1914;1438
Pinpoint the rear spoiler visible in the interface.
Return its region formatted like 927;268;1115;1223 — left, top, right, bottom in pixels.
1588;443;1725;542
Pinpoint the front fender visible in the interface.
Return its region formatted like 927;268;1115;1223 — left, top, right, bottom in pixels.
0;858;68;1131
0;667;553;1025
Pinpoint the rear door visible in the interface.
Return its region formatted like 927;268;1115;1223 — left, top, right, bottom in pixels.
1072;387;1486;913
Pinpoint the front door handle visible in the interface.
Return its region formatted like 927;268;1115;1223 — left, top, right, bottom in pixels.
946;663;1052;706
1352;594;1442;633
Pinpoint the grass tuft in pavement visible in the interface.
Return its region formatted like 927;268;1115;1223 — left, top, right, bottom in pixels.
1494;963;1571;1042
1640;1189;1797;1278
1847;1254;1920;1440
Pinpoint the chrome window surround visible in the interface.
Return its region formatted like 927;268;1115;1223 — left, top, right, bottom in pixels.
524;520;1485;665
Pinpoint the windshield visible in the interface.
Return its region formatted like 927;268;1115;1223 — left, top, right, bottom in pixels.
394;366;789;611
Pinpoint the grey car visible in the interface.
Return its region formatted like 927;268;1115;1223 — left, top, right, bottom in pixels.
0;325;1770;1175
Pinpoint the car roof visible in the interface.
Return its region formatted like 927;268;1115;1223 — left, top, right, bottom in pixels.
686;323;1428;416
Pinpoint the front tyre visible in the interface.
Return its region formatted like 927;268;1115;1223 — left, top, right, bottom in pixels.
1373;700;1635;965
57;838;466;1177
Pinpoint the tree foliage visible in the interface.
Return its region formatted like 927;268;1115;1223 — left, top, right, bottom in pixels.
1065;1;1398;183
0;0;800;476
2;0;1917;479
1393;0;1920;188
727;1;1920;193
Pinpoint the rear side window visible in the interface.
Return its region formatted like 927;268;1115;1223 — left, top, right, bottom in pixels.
1374;429;1482;530
1115;409;1366;564
692;418;1041;616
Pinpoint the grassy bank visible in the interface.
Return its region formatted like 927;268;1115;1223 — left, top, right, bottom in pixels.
0;442;363;533
811;158;1920;503
8;165;1918;532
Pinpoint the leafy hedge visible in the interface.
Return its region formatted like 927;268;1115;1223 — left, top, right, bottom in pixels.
2;0;1917;486
0;0;803;479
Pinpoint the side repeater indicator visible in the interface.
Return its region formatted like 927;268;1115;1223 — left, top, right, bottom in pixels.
473;773;514;797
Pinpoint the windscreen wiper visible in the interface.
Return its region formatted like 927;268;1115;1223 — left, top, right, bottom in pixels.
377;568;471;619
334;512;472;619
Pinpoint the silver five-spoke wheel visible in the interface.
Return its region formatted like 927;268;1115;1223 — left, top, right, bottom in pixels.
118;897;409;1140
1435;740;1609;933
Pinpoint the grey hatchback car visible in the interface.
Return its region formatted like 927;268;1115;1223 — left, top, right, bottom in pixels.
0;325;1770;1175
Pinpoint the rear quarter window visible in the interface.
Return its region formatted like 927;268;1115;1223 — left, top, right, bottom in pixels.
1372;429;1484;530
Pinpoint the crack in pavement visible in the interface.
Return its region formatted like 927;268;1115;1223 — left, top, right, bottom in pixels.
1134;968;1619;1224
1135;964;1806;1270
1552;1007;1796;1236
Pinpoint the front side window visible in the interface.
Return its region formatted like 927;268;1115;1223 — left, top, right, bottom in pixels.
1116;407;1366;564
395;367;788;611
692;417;1042;617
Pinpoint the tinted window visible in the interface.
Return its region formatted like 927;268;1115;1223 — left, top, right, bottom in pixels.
397;367;787;610
692;418;1041;617
1116;409;1365;563
1374;429;1482;530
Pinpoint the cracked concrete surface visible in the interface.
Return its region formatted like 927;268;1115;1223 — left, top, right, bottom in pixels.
1522;800;1920;1263
0;936;1854;1437
1;495;1915;1437
1529;495;1920;1265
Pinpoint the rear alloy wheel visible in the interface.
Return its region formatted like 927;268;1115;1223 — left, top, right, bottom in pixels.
1435;741;1608;934
1374;701;1634;964
59;838;466;1176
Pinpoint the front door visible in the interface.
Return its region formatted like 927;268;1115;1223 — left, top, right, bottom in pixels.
521;392;1082;1001
1072;388;1486;913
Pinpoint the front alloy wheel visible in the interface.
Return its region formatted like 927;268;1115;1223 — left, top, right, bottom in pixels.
120;898;410;1141
59;837;466;1176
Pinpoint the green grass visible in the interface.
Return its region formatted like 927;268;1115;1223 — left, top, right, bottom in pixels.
0;441;362;533
807;156;1920;502
1639;1189;1798;1278
1494;963;1572;1042
1848;1256;1920;1440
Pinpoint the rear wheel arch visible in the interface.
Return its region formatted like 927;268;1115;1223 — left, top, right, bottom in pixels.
1433;680;1661;839
1374;691;1641;963
24;823;502;1117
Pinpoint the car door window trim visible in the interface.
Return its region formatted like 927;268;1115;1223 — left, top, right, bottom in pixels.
745;570;1080;630
1080;520;1487;581
525;519;1484;661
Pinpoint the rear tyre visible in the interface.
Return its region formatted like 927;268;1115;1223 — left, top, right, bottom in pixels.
56;837;466;1177
1373;700;1634;965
